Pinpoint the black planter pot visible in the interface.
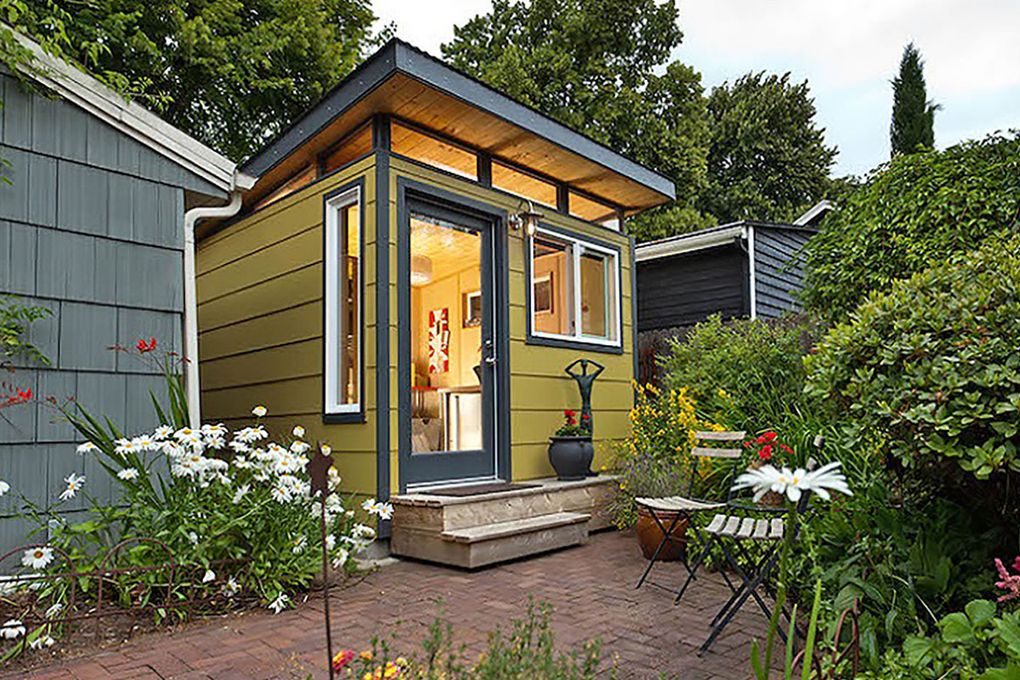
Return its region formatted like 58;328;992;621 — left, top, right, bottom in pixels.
548;436;594;481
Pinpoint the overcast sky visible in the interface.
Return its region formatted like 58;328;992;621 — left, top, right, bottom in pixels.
373;0;1020;178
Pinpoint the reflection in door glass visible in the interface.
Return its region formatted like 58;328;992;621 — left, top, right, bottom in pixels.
409;213;483;453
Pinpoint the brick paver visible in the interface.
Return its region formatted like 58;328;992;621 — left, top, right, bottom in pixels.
8;531;775;679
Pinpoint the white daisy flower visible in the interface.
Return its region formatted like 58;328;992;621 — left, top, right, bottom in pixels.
59;473;85;501
202;423;227;437
22;546;54;570
29;634;55;649
228;440;250;454
320;444;332;456
268;592;290;613
352;523;375;539
114;438;136;455
270;484;292;503
174;427;197;441
44;603;63;619
0;620;25;639
0;480;9;497
117;468;140;481
374;502;394;521
332;548;350;569
153;425;174;440
289;440;310;455
76;442;97;455
292;425;305;438
325;534;336;551
233;484;250;504
205;436;225;450
251;405;267;418
188;531;199;546
202;569;216;583
732;461;852;503
134;435;157;451
223;577;240;596
291;535;307;555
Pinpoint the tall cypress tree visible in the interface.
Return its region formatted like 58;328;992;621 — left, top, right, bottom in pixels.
890;42;939;156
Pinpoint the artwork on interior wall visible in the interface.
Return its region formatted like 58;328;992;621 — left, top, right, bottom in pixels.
463;290;482;328
534;273;554;314
428;308;450;374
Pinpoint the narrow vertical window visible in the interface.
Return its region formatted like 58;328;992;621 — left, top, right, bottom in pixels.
325;187;362;416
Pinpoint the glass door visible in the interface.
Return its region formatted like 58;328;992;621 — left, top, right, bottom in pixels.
402;200;496;486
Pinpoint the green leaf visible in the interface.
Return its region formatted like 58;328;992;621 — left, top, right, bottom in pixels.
966;599;998;627
940;611;975;644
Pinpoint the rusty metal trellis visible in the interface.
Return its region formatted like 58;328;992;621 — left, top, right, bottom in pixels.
791;603;861;679
0;539;251;658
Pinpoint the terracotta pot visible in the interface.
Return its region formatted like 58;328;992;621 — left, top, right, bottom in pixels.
636;506;689;561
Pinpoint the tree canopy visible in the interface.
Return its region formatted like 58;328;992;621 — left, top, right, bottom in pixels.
2;0;385;161
890;42;939;157
801;132;1020;321
444;0;837;240
701;72;837;224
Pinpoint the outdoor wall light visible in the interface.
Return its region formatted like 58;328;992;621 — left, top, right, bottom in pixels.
509;198;543;236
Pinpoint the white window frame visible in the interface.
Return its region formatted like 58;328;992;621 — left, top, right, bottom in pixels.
528;226;622;349
324;186;362;415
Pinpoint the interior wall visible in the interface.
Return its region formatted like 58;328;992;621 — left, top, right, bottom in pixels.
412;265;482;389
532;251;571;335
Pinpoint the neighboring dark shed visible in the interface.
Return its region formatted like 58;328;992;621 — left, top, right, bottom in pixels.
635;220;820;332
0;33;252;555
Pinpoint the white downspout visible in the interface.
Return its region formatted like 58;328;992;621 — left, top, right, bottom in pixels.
183;191;244;428
747;224;758;320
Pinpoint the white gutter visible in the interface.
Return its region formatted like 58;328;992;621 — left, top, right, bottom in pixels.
635;225;745;262
183;192;245;428
747;224;758;320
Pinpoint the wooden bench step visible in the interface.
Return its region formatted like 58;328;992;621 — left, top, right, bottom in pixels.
440;511;591;544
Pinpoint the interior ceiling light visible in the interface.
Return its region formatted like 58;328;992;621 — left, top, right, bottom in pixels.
411;254;433;286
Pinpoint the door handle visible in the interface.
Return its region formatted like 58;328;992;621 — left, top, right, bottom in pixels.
483;355;497;366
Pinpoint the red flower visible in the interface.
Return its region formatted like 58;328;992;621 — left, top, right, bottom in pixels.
758;444;773;461
136;337;157;354
779;443;795;456
17;389;31;402
762;431;777;443
581;413;590;420
564;409;576;417
332;649;355;672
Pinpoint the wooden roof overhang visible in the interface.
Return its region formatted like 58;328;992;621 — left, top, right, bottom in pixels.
240;39;675;214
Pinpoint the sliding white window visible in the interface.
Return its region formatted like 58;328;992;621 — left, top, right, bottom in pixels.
528;227;620;348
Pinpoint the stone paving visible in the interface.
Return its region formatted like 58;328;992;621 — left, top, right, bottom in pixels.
9;530;773;679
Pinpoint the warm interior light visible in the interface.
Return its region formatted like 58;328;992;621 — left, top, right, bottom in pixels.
411;254;433;286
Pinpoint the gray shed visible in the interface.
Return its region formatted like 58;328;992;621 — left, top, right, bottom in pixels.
0;31;254;555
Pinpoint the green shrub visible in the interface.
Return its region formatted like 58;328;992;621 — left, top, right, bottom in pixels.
857;600;1020;679
802;132;1020;321
660;314;818;431
805;232;1020;481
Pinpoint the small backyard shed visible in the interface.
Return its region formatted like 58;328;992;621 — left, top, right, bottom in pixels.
0;32;252;555
195;38;675;565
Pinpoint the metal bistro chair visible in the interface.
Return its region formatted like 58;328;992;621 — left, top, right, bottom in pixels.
633;430;746;593
679;450;823;655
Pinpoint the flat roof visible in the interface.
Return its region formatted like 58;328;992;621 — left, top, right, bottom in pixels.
242;38;675;213
636;221;818;262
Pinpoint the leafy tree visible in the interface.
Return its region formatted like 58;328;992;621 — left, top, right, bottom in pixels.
442;0;712;241
890;42;939;157
802;132;1020;321
701;72;837;224
2;0;384;161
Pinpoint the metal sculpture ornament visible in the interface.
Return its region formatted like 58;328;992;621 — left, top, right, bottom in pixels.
428;308;450;374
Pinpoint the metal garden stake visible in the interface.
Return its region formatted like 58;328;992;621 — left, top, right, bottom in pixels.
307;444;336;680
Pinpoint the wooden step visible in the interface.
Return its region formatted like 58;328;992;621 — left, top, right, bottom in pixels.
391;511;591;569
392;476;617;533
440;511;591;543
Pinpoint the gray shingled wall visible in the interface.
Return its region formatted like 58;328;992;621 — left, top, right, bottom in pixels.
0;73;208;555
753;226;813;319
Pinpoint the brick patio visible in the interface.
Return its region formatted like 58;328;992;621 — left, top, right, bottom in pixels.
9;531;772;680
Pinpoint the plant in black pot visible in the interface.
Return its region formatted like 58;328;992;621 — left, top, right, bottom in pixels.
548;409;594;481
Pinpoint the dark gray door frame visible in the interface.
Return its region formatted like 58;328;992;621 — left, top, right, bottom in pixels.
395;177;511;491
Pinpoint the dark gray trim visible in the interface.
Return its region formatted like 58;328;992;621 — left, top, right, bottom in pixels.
240;38;674;201
374;151;391;534
523;221;626;356
372;115;391;150
320;177;367;426
394;177;511;490
629;235;639;399
556;184;569;215
477;152;492;187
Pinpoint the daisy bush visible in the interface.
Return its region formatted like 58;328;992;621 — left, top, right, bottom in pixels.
0;342;391;657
